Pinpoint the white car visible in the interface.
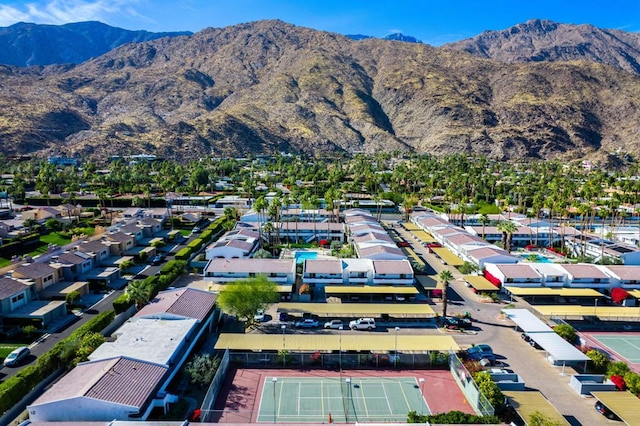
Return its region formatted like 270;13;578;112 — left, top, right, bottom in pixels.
349;318;376;330
254;309;266;322
4;346;30;367
324;320;344;329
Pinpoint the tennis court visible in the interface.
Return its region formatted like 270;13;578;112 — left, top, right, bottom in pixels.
590;334;640;363
257;376;429;423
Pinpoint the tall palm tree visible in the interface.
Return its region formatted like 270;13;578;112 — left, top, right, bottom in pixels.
497;221;518;252
479;214;489;240
438;269;454;319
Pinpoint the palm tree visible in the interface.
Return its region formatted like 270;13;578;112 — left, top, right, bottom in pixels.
478;214;489;240
438;269;454;319
497;221;518;252
126;280;152;309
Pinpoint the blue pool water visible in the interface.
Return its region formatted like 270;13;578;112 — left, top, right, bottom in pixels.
518;253;552;263
294;251;318;263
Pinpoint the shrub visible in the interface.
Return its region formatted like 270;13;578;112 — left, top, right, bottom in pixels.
624;371;640;396
553;324;576;343
113;293;135;314
611;287;630;304
175;247;192;260
407;410;499;424
607;361;630;378
586;349;610;373
610;375;626;390
187;238;204;250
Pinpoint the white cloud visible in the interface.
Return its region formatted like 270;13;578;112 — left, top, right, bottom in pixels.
0;0;146;26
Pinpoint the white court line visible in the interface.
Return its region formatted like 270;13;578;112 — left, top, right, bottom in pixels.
380;382;393;414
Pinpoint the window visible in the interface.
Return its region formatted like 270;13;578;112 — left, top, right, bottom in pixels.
11;294;24;303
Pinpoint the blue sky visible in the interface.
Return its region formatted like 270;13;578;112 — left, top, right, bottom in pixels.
0;0;638;45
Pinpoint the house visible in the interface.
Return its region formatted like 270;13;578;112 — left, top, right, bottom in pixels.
27;357;168;422
122;207;143;219
104;232;137;256
75;240;111;265
372;260;414;286
0;277;31;316
603;265;640;289
483;264;543;288
206;239;255;259
302;259;344;286
118;223;144;242
20;206;61;223
559;264;612;289
51;251;93;281
136;287;218;324
137;217;163;237
204;258;296;284
12;262;60;293
277;221;345;243
464;246;519;269
358;245;407;261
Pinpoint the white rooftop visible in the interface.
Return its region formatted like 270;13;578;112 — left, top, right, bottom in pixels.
88;318;198;366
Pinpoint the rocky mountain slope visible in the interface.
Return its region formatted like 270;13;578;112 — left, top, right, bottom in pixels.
444;19;640;75
0;21;190;66
0;19;639;162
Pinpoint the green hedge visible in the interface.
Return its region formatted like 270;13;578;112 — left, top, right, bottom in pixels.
0;309;115;415
175;247;192;260
187;238;204;251
113;293;134;314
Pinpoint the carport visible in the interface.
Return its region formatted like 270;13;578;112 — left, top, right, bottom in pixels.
503;390;569;425
504;287;603;304
591;391;640;425
464;275;499;293
533;305;640;320
214;333;459;352
431;247;465;266
502;309;589;372
277;302;436;319
324;285;419;302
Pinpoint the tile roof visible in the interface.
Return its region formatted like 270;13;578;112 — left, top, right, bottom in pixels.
14;262;56;279
373;260;413;274
604;265;640;281
560;264;609;279
304;259;343;274
359;245;405;257
106;232;134;243
494;264;542;279
136;288;217;321
76;240;109;254
31;357;166;408
57;252;87;265
0;277;30;299
206;258;295;274
352;233;394;244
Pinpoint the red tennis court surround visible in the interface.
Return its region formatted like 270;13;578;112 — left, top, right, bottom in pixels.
211;367;475;423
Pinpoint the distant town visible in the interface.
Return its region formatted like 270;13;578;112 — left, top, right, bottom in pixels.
1;152;639;425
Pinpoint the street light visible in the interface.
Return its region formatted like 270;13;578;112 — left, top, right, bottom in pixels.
272;377;278;423
418;378;426;415
339;326;343;371
394;327;400;367
281;325;286;367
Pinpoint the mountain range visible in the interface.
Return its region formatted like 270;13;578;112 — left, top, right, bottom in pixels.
0;19;639;163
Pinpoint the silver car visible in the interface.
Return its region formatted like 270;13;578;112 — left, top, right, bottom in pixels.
4;346;30;367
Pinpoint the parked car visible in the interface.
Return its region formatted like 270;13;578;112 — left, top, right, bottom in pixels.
279;312;289;321
254;309;266;322
324;320;344;329
295;319;319;328
595;400;621;421
151;254;165;265
192;226;202;233
349;318;376;330
3;346;30;367
521;333;542;349
466;344;496;363
444;316;472;330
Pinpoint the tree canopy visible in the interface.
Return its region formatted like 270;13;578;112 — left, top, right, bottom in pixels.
217;275;279;323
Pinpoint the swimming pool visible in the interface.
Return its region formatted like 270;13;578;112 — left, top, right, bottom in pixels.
294;251;318;263
517;253;552;263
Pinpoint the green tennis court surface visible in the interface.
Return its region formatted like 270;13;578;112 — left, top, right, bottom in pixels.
592;335;640;363
257;376;430;423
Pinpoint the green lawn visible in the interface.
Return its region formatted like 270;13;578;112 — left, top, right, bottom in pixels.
40;232;73;246
0;344;25;358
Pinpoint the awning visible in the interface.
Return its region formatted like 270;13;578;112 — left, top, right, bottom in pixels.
503;391;569;426
277;302;436;318
505;287;603;297
534;305;640;318
501;309;553;333
629;289;640;299
214;333;459;352
325;286;419;295
207;283;292;293
412;230;435;242
431;247;465;266
464;275;499;292
592;391;640;425
403;223;421;231
525;332;589;362
415;275;443;290
404;247;426;267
